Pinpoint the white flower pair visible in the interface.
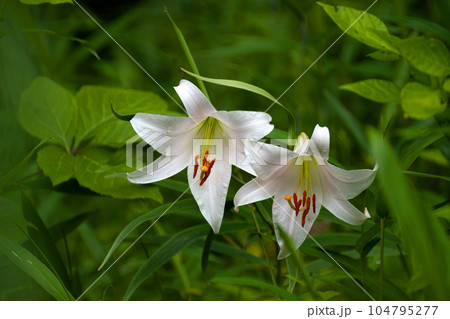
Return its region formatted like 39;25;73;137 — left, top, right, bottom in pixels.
128;80;376;258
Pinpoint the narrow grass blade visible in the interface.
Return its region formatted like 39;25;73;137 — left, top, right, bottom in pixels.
165;7;209;99
0;235;74;300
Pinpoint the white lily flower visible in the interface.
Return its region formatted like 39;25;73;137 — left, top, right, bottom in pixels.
234;125;377;259
127;79;274;233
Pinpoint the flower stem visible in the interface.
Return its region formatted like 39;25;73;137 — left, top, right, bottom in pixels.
379;217;385;300
249;205;277;287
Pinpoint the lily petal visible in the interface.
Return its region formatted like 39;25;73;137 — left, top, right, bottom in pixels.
127;150;191;184
322;196;368;225
273;165;323;259
131;113;198;155
187;154;231;233
310;125;330;160
245;142;299;180
214;110;274;140
234;178;278;211
174;80;216;123
322;163;378;199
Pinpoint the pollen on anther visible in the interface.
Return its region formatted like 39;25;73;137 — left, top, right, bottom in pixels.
284;195;292;201
201;165;209;172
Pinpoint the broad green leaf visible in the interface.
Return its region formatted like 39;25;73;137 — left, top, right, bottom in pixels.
73;148;162;202
165;7;209;99
318;2;399;53
380;16;450;44
74;86;168;149
124;224;210;300
443;79;450;92
340;79;400;103
20;0;73;4
181;68;296;141
154;179;190;193
400;82;447;119
21;194;70;288
0;234;74;300
0;138;50;189
37;145;74;186
367;50;400;61
396;37;450;78
369;129;450;299
98;199;198;270
18;77;76;152
211;276;300;301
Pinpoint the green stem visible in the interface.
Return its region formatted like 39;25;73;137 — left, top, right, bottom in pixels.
379;218;385;301
249;206;277;287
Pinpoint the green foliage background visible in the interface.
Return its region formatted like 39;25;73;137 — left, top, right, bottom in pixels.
0;0;449;301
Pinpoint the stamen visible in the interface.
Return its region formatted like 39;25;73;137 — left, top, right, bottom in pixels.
302;190;307;207
301;210;307;227
285;195;296;211
199;158;215;186
301;197;311;227
293;193;298;207
193;155;200;178
312;194;316;214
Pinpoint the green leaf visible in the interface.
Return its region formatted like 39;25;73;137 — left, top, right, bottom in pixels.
211;276;300;301
209;242;264;264
399;128;443;169
73;148;162;201
380;16;450;44
181;68;296;141
443;79;450;92
367;50;400;61
324;90;367;149
396;37;450;78
201;230;215;273
98;199;198;270
48;212;92;241
165;7;209;99
369;129;450;299
18;77;76;152
404;170;450;182
37;145;74;186
74;86;168;149
318;2;399;53
20;0;73;4
0;234;74;300
340;79;400;103
21;194;70;288
400;82;447;119
124;224;210;300
0;138;50;189
302;246;407;300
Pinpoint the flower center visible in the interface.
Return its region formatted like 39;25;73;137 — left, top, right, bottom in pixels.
284;161;316;227
193;150;216;186
192;117;221;186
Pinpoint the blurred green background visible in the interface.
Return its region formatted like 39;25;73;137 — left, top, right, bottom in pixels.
0;0;449;301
